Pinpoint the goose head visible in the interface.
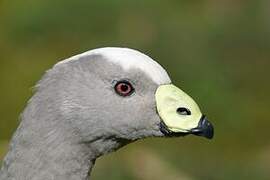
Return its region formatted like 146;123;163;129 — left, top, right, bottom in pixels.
0;47;214;180
51;47;213;154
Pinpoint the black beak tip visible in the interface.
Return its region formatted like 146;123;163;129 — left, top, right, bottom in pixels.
159;115;214;139
191;116;214;139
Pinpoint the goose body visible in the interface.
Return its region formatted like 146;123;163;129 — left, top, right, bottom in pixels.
0;47;213;180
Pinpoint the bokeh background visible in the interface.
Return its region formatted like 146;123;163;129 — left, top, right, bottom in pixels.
0;0;269;179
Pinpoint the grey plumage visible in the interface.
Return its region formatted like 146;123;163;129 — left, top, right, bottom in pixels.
0;51;167;180
0;47;213;180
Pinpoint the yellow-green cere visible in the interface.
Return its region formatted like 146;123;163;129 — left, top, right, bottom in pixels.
155;84;202;133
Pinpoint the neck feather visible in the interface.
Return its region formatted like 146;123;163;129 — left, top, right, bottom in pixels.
0;69;128;180
0;94;112;180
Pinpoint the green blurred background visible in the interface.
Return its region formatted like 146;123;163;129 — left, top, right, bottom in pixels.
0;0;269;179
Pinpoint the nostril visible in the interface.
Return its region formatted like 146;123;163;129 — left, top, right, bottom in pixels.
177;107;191;115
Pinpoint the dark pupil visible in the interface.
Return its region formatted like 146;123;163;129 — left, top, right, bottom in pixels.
120;84;129;92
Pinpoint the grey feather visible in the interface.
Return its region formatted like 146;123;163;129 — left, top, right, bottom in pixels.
0;53;165;180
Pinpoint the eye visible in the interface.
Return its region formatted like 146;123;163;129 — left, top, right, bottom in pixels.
114;80;134;97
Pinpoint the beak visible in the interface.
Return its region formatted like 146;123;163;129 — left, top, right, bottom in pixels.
159;115;214;139
156;84;214;139
190;115;214;139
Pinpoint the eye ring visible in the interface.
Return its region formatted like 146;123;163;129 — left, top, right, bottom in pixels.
114;80;134;97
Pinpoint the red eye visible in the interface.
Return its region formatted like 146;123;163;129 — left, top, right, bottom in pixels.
114;80;134;96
